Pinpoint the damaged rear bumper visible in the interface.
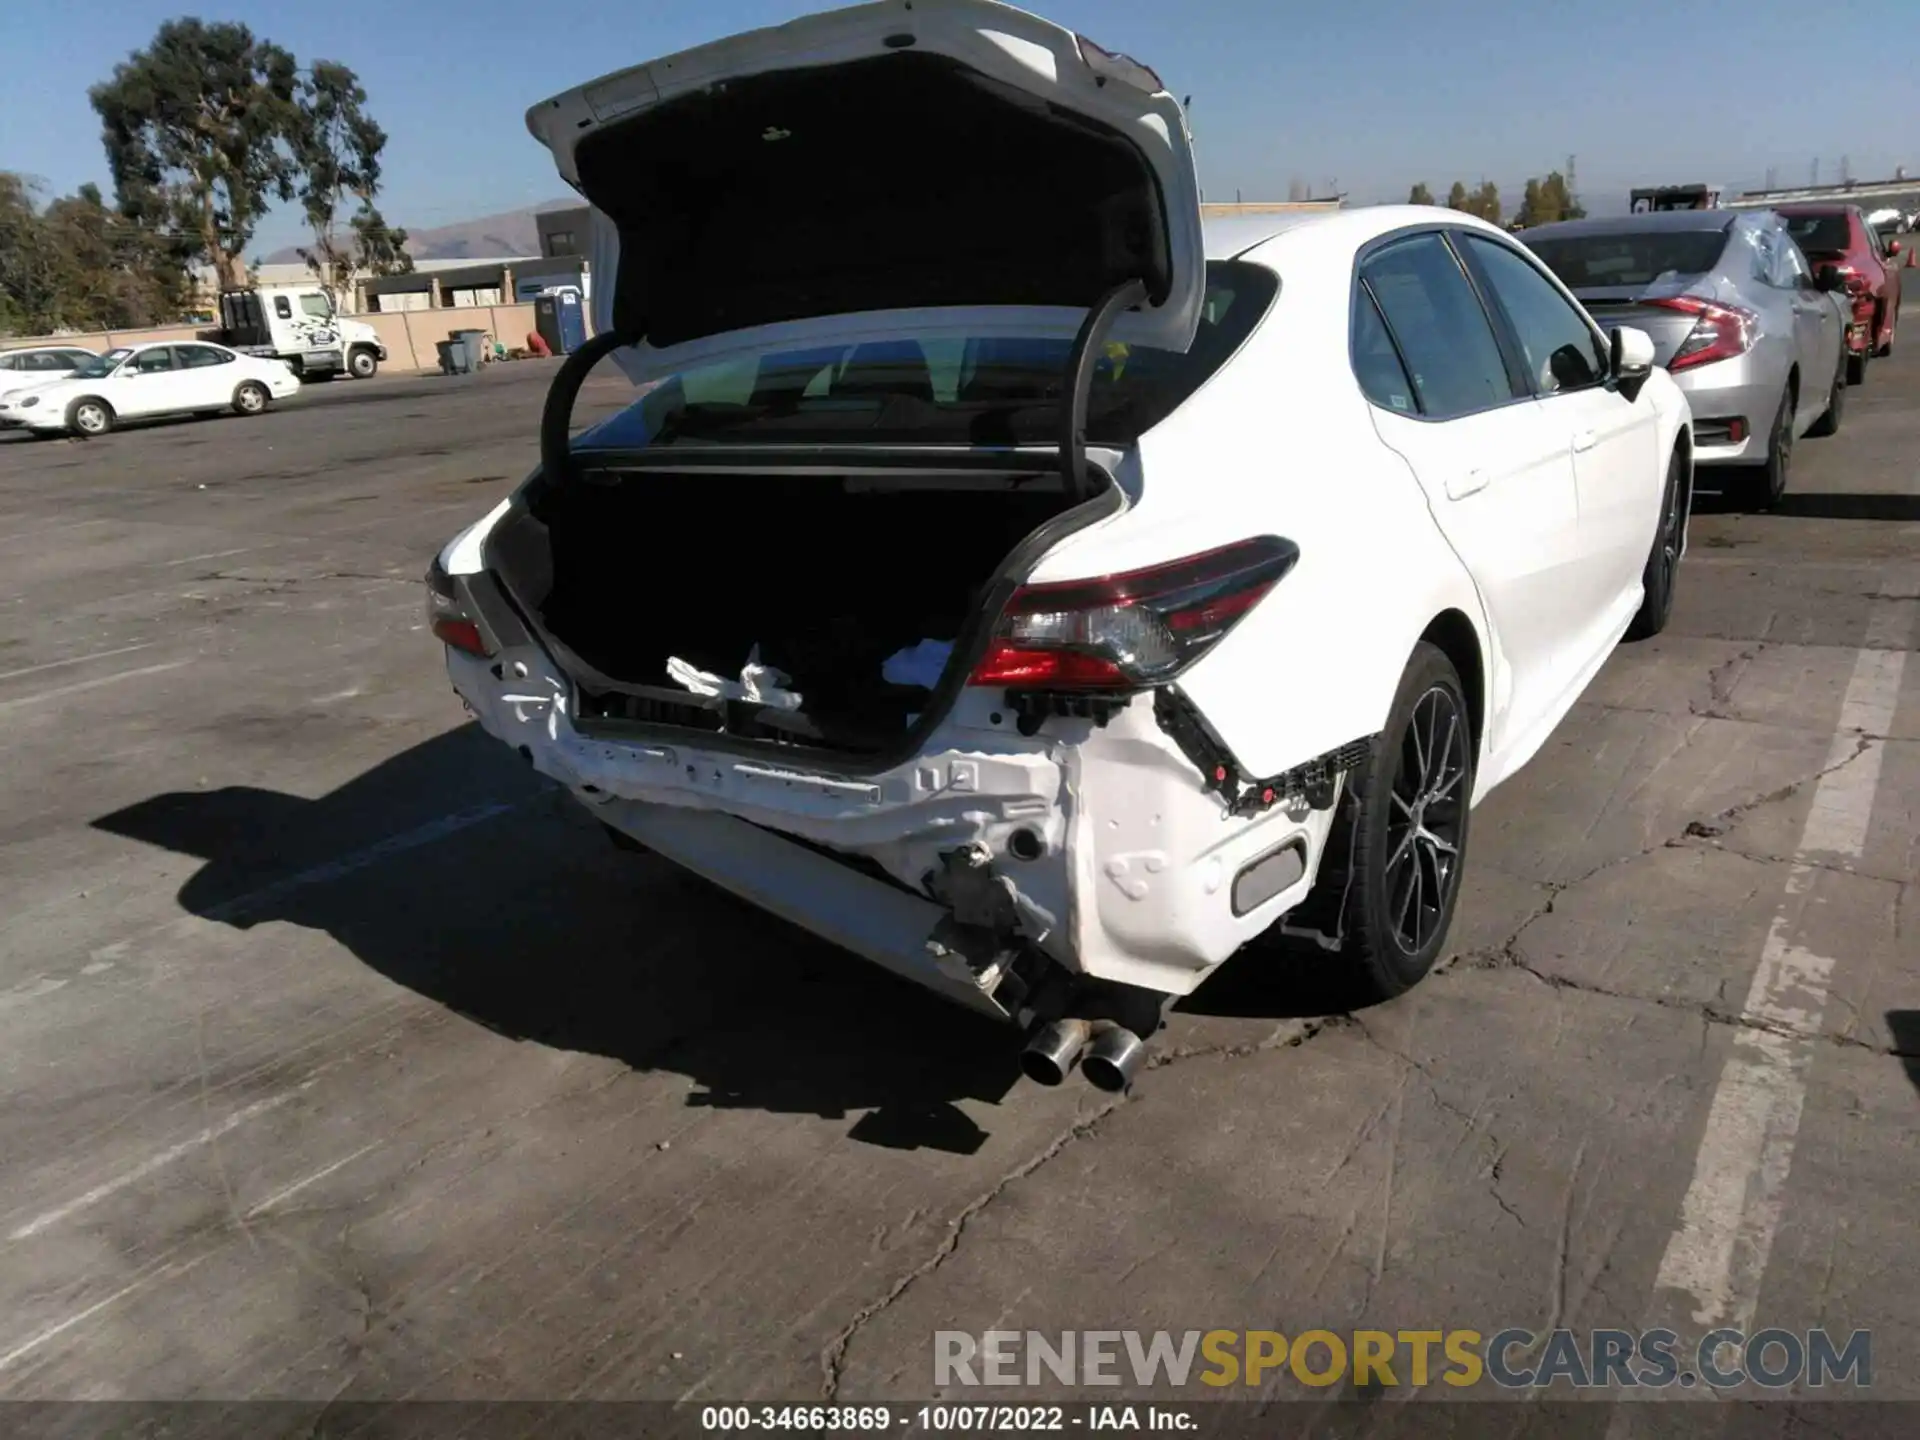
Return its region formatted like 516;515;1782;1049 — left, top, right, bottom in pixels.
447;613;1348;1014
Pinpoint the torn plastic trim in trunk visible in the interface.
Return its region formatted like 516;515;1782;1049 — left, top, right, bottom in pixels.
1153;686;1377;819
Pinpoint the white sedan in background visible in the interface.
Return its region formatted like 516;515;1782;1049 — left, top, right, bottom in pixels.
0;345;100;383
0;341;299;436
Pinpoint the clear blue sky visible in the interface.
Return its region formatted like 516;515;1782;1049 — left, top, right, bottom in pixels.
1;0;1909;255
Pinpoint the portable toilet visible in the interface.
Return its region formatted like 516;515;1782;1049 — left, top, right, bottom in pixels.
534;286;587;356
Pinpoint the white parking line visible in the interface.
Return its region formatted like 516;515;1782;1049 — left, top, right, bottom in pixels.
201;800;518;922
0;659;191;713
0;1249;213;1377
0;642;153;684
1608;570;1912;1427
7;1087;310;1242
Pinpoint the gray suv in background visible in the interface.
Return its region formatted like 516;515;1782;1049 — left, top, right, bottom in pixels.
1521;209;1850;509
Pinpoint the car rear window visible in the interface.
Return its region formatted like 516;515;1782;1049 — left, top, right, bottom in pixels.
1525;230;1731;289
1780;212;1852;256
576;261;1278;450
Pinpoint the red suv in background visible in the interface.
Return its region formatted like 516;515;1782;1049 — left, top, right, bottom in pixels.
1777;203;1903;383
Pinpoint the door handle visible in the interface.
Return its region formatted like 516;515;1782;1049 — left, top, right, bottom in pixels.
1572;428;1597;453
1446;469;1489;500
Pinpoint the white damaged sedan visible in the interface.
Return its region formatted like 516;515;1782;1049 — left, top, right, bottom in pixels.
430;0;1693;1091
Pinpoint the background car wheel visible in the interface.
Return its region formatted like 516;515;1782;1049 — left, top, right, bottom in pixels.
66;398;113;436
1806;352;1847;438
1738;384;1793;511
1846;346;1868;386
232;381;270;416
1338;642;1475;1003
348;348;378;379
1625;451;1686;640
1876;308;1893;358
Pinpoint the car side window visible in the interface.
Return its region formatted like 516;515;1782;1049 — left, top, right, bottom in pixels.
1359;234;1517;419
1351;286;1418;414
132;348;177;374
274;295;293;320
1461;235;1607;395
26;352;65;372
60;351;96;369
177;345;233;369
0;356;15;370
1778;235;1812;287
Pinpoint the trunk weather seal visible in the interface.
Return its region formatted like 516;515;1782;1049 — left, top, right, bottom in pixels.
1061;277;1150;502
539;329;632;488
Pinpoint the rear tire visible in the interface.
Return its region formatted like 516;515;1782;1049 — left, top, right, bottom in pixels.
1846;346;1868;386
233;381;270;416
1338;642;1475;1003
1737;383;1793;511
66;397;113;437
1625;450;1686;640
1876;306;1893;358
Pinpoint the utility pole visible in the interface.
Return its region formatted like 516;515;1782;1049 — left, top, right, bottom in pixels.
1765;165;1777;190
1841;154;1851;185
1812;157;1820;186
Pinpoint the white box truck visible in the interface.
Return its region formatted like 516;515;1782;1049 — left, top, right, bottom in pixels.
217;285;388;380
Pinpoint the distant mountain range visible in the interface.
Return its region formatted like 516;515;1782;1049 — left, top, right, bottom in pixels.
260;199;575;265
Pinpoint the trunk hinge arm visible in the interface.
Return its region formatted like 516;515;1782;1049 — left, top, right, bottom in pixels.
539;328;634;486
1061;278;1149;501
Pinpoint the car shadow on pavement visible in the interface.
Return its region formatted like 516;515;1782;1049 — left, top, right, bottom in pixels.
1178;932;1386;1020
1691;487;1920;522
90;723;1019;1155
1886;1012;1920;1097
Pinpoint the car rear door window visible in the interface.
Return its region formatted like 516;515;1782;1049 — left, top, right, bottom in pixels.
1352;287;1418;414
177;344;233;368
1461;235;1608;394
1360;234;1516;419
132;348;177;373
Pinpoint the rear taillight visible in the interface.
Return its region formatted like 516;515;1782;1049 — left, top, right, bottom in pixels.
1644;297;1757;373
968;537;1299;691
426;557;492;658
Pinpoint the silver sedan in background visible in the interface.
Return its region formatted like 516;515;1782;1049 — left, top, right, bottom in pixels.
1521;209;1849;509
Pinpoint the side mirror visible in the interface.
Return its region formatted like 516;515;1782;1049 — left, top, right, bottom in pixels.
1609;325;1656;402
1889;239;1904;257
1610;325;1655;375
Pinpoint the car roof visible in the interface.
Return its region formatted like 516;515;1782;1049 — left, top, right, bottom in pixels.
1203;211;1339;260
1211;203;1518;268
1523;210;1740;242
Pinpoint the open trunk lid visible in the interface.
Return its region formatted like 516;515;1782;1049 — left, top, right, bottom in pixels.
524;0;1205;379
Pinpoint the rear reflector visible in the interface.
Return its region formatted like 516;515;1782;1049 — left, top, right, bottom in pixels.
431;616;491;658
969;537;1299;691
1231;839;1307;916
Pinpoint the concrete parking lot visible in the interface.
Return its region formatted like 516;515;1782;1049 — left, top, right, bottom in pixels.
0;341;1915;1423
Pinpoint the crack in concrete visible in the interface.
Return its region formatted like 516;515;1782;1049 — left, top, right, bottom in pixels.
817;1017;1345;1399
194;569;416;589
1465;952;1919;1061
816;1102;1122;1400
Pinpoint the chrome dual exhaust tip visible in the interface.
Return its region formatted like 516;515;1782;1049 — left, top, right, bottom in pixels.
1019;1019;1148;1092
